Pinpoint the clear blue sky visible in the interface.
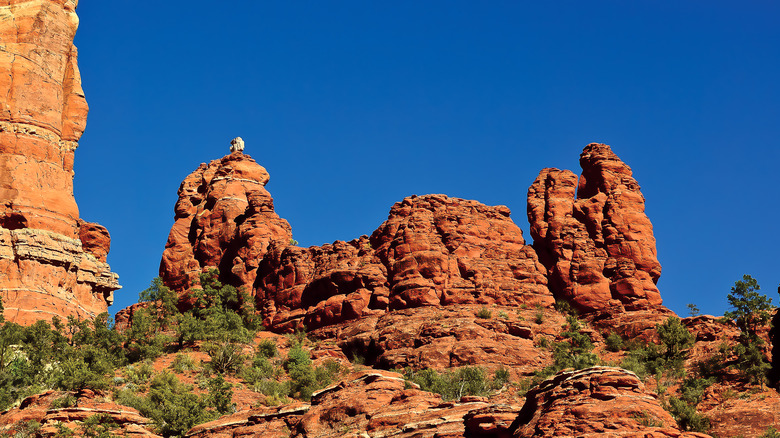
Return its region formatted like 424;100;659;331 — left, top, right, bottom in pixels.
71;1;780;318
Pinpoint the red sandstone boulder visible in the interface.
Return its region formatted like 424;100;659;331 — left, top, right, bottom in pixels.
512;367;712;438
0;0;120;325
310;305;564;375
528;144;663;317
79;220;111;262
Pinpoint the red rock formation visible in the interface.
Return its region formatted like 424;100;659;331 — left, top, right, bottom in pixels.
159;151;293;294
312;305;563;374
252;194;552;332
0;389;160;437
255;236;389;332
183;369;514;438
512;367;712;437
0;0;120;324
528;143;663;316
372;195;551;309
159;161;552;332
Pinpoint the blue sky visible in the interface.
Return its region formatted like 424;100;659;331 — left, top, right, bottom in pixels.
72;1;780;318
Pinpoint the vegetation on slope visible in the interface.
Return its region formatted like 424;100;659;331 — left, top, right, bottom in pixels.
0;272;777;436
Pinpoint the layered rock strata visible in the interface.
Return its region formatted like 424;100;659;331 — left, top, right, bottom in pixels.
311;305;564;373
0;0;120;324
0;389;160;437
512;367;712;437
184;369;518;438
528;143;663;315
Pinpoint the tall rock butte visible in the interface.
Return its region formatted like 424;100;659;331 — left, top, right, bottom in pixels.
159;149;294;295
528;143;663;315
0;0;120;324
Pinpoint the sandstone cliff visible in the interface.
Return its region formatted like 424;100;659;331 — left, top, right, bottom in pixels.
0;0;120;324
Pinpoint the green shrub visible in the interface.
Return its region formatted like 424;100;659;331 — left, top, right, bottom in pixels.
619;319;693;379
404;366;507;401
253;378;290;406
631;411;663;427
123;372;210;437
679;376;715;405
665;396;710;432
284;344;317;400
493;367;510;388
256;339;278;359
287;329;308;346
760;426;780;438
605;332;623;352
733;338;771;386
205;374;234;415
725;275;773;337
241;356;280;386
50;393;78;409
476;308;492;319
723;275;774;386
314;359;341;387
3;420;40;438
55;355;112;391
204;341;247;375
497;311;508;319
553;300;575;315
657;317;694;364
80;413;120;438
170;353;199;373
125;362;155;385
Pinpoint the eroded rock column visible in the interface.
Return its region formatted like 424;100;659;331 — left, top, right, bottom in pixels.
528;143;663;314
0;0;120;324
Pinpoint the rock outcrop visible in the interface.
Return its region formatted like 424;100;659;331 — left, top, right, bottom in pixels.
255;194;552;332
183;369;518;438
512;367;712;437
159;144;672;333
159;150;293;294
312;305;563;374
159;150;553;332
371;195;551;310
0;0;120;324
0;389;160;437
528;143;663;316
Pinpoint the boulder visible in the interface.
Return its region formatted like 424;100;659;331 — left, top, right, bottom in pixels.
512;367;712;437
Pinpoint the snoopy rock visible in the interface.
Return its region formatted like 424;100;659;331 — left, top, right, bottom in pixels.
230;137;245;153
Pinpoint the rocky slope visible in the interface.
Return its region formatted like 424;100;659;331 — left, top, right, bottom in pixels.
0;0;120;324
1;359;718;438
